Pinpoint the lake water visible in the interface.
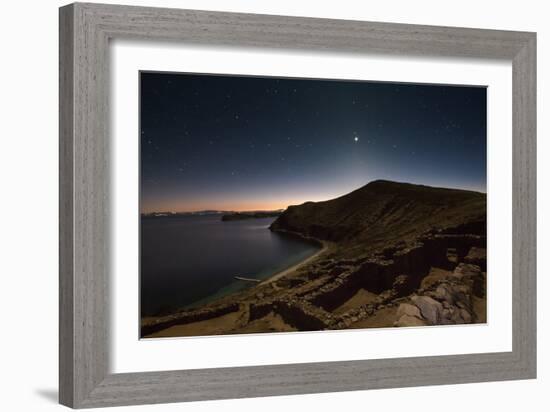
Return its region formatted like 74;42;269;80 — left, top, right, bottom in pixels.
140;215;320;316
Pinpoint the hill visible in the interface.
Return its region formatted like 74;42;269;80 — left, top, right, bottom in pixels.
270;180;486;257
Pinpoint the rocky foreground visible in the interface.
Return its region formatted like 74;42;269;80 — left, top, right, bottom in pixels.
141;180;487;337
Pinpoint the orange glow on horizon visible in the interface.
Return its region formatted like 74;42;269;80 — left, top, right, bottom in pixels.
139;180;486;214
140;196;333;214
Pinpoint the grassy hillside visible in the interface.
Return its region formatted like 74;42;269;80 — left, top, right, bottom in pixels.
270;180;486;257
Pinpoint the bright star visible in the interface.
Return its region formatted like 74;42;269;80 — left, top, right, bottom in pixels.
354;136;359;142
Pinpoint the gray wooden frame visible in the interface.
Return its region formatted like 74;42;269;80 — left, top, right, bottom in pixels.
59;2;536;409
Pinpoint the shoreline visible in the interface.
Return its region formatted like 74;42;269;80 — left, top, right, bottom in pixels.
261;229;329;285
182;230;327;311
142;236;329;335
162;228;327;314
260;242;328;285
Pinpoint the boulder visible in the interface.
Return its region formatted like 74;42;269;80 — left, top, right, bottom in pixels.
433;284;454;304
451;309;466;324
411;295;443;325
396;303;422;319
460;308;472;323
452;263;481;280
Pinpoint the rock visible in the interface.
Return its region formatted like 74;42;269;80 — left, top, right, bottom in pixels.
451;309;466;324
396;303;422;319
392;274;413;296
454;284;470;293
446;247;458;263
452;263;481;280
411;296;443;325
327;266;348;277
439;316;454;325
464;247;487;270
378;290;395;303
460;308;472;323
394;315;427;327
434;285;452;303
307;270;323;280
457;292;471;306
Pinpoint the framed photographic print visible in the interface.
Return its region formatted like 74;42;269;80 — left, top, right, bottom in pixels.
138;72;488;338
59;2;536;408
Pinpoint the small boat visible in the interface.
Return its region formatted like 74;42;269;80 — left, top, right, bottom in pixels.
234;276;261;283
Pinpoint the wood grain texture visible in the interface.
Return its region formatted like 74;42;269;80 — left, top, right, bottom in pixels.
59;4;75;407
512;35;537;374
59;2;537;408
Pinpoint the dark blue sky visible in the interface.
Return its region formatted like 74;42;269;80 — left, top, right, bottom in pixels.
140;72;486;213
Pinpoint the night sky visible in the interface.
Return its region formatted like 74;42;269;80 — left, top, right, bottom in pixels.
140;72;486;213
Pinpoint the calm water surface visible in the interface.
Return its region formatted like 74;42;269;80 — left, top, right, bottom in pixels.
141;215;320;316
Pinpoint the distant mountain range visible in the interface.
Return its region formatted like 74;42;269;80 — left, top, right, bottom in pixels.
221;210;283;221
141;210;228;217
142;209;284;220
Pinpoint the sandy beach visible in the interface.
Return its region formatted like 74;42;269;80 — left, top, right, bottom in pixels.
260;242;329;285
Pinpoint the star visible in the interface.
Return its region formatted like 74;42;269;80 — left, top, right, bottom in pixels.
354;136;359;142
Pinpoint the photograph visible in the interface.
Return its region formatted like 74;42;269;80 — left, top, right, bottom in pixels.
139;72;487;338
